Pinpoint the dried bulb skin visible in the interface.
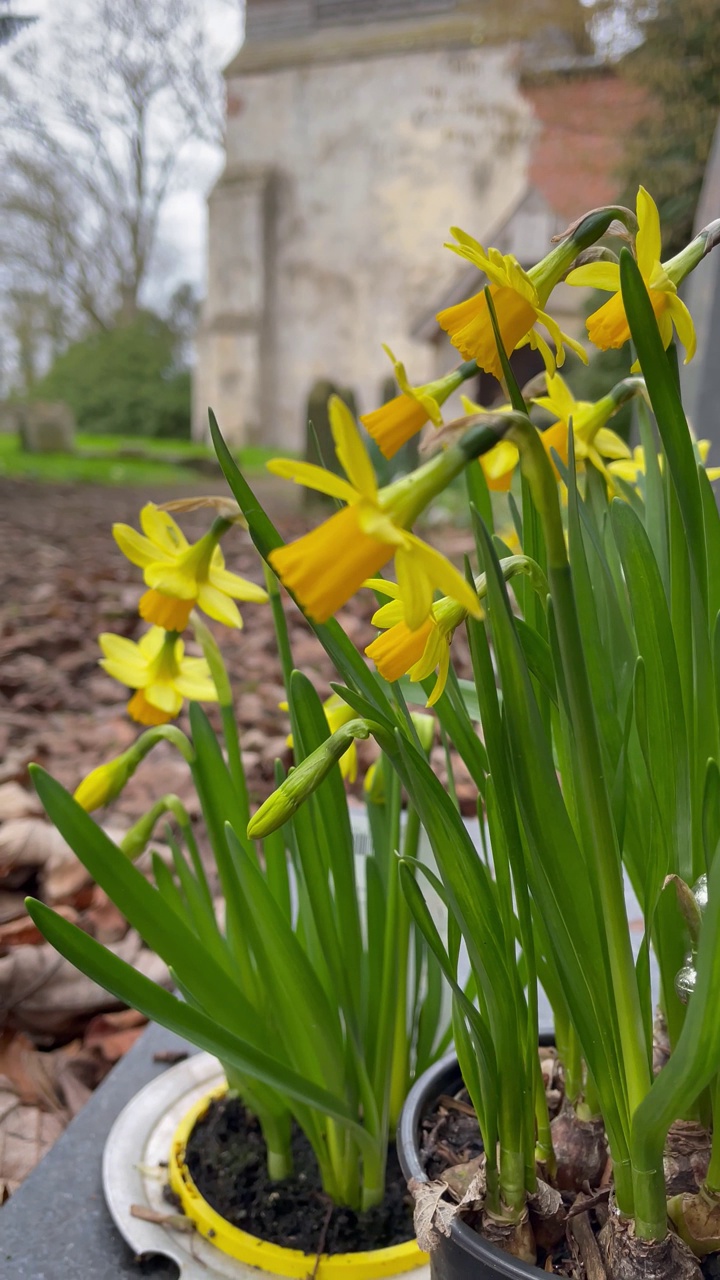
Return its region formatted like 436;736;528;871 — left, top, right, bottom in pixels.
664;1121;712;1197
528;1179;566;1251
600;1198;702;1280
668;1188;720;1258
481;1208;536;1266
550;1103;608;1192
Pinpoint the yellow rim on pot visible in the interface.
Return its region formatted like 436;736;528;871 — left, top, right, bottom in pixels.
169;1087;428;1279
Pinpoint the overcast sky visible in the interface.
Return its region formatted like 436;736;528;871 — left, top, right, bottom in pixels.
2;0;245;310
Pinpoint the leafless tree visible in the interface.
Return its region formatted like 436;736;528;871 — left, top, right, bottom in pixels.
0;0;236;384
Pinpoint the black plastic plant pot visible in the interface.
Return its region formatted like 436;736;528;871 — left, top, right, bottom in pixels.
397;1054;543;1280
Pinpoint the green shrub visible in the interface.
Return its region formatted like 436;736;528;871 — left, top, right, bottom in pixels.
30;313;191;438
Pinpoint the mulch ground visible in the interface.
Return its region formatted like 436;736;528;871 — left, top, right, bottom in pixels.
0;475;476;1199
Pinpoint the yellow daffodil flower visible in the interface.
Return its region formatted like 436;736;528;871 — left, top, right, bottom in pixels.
267;396;482;629
460;395;569;492
99;626;218;726
113;504;267;631
608;441;720;489
437;232;588;381
360;346;477;460
566;187;697;362
532;372;632;478
364;579;469;707
281;693;359;783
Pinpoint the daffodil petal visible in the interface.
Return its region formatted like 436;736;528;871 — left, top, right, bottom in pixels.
371;600;406;628
137;627;168;659
565;262;621;291
667;294;697;363
329;397;377;500
395;545;433;632
144;682;184;715
196;582;243;627
113;524;173;569
98;633;148;667
403;534;482;618
173;672;218;701
265;458;359;504
364;578;400;598
543;373;575;420
144;563;199;599
607;459;641;483
140;504;189;554
99;656;148;689
208;566;267;603
636;186;662;279
593;428;632;461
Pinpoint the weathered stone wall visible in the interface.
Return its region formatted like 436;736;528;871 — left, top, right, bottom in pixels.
194;41;534;448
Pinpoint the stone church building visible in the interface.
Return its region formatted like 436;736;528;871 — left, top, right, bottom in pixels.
193;0;643;449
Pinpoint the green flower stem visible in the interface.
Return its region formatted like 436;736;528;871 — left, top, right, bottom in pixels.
530;205;638;300
533;1061;554;1173
223;1067;293;1180
120;794;193;860
381;420;515;530
263;561;294;690
555;1006;583;1108
372;766;403;1109
498;1149;527;1218
190;611;250;826
388;803;421;1129
137;724;195;764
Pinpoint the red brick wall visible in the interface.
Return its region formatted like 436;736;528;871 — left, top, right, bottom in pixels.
522;73;648;220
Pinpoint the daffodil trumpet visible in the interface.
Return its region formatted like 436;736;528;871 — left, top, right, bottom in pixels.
267;395;507;629
365;554;548;705
361;349;479;459
437;205;637;380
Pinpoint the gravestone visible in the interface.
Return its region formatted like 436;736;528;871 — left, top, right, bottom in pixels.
303;378;356;505
680;113;720;448
0;402;23;433
18;401;76;453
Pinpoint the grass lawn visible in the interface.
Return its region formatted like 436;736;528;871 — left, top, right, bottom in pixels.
0;433;285;486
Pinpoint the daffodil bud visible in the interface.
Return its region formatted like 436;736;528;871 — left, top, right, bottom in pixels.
74;754;135;812
248;720;371;838
665;873;704;946
363;760;385;805
120;795;190;860
410;712;435;755
73;725;194;812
